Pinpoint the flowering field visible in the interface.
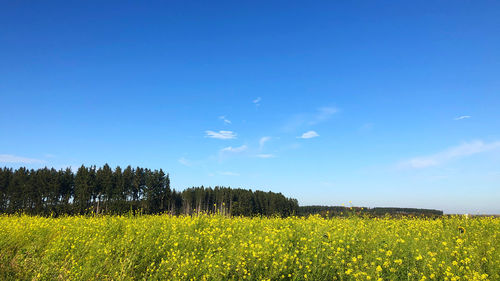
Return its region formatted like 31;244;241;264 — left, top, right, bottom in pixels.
0;215;498;280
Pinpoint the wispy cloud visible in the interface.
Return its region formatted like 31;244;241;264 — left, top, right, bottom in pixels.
259;136;271;149
219;171;240;176
297;131;319;139
219;116;232;124
283;106;338;131
309;107;338;125
0;154;45;164
178;157;192;166
253;97;261;106
256;154;275;158
205;130;237;140
400;140;500;168
454;115;471;120
220;145;248;153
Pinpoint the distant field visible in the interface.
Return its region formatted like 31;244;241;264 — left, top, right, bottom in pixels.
1;215;498;280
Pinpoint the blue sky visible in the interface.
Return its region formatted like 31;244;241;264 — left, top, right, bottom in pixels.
1;1;499;214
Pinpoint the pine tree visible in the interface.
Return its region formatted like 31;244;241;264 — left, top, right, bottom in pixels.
59;168;74;214
0;168;12;212
74;165;91;214
122;165;134;210
113;166;124;213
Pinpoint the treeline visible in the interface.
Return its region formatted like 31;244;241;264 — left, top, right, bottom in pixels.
0;165;443;217
0;166;298;217
180;187;298;217
298;205;443;217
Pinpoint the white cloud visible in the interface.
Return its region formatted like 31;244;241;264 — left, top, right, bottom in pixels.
0;154;45;164
253;97;261;106
219;116;232;124
298;130;319;139
310;107;338;125
219;171;240;176
454;115;471;120
220;145;248;153
401;140;500;168
256;154;275;158
205;130;237;140
259;136;271;149
178;157;191;166
283;106;338;131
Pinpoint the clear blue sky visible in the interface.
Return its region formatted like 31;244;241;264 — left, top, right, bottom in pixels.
1;1;499;214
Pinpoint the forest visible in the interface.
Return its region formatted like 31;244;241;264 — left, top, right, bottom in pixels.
0;165;298;216
298;205;443;217
0;165;442;217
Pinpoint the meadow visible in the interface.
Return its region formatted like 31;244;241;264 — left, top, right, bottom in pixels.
0;214;498;280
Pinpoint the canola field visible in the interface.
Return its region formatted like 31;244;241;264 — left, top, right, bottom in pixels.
0;215;498;281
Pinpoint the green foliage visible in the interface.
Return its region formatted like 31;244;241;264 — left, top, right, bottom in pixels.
0;166;298;217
